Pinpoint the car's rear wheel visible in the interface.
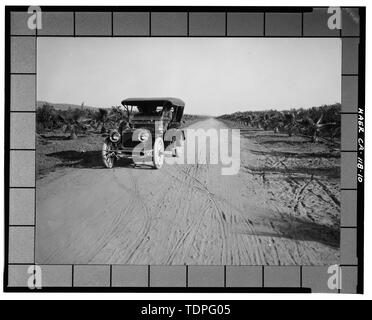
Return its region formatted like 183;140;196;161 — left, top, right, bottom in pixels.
102;140;115;168
152;137;164;169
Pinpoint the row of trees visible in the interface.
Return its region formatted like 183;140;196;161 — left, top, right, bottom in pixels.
36;103;127;139
37;102;341;142
36;102;199;139
218;103;341;142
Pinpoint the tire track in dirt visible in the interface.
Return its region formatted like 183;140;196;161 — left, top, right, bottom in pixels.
161;152;268;265
36;118;339;265
111;170;153;263
237;126;340;264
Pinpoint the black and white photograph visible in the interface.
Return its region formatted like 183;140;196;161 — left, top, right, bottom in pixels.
5;3;366;297
35;37;341;266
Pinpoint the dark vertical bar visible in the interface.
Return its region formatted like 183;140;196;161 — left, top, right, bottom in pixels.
3;7;11;291
300;266;303;287
187;12;189;37
223;266;226;287
186;265;188;287
111;11;113;37
73;12;76;37
149;12;152;37
35;11;38;37
356;7;365;294
262;266;264;287
301;12;304;36
109;265;112;286
263;12;266;36
147;265;150;287
34;33;37;265
225;12;227;36
71;265;74;287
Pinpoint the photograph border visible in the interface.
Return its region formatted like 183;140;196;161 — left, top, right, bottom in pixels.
4;5;365;293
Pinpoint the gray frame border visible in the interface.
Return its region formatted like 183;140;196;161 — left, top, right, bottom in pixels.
5;6;364;293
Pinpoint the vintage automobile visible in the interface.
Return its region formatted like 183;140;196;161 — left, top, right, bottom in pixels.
102;97;185;169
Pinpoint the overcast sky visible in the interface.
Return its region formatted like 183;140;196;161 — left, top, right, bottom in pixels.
37;38;341;116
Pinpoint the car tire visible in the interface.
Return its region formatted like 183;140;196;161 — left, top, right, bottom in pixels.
152;137;164;169
102;140;115;169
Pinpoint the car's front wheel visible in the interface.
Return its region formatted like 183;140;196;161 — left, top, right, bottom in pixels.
152;137;164;169
102;140;115;168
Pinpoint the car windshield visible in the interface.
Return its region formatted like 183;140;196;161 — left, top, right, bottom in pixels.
122;105;164;117
137;106;163;115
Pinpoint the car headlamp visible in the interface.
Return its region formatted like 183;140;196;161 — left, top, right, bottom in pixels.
139;130;150;142
110;130;121;143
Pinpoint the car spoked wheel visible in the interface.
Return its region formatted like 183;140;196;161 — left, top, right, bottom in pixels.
102;140;115;169
152;137;164;169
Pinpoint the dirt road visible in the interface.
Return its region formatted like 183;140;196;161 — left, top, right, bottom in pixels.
36;118;340;265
